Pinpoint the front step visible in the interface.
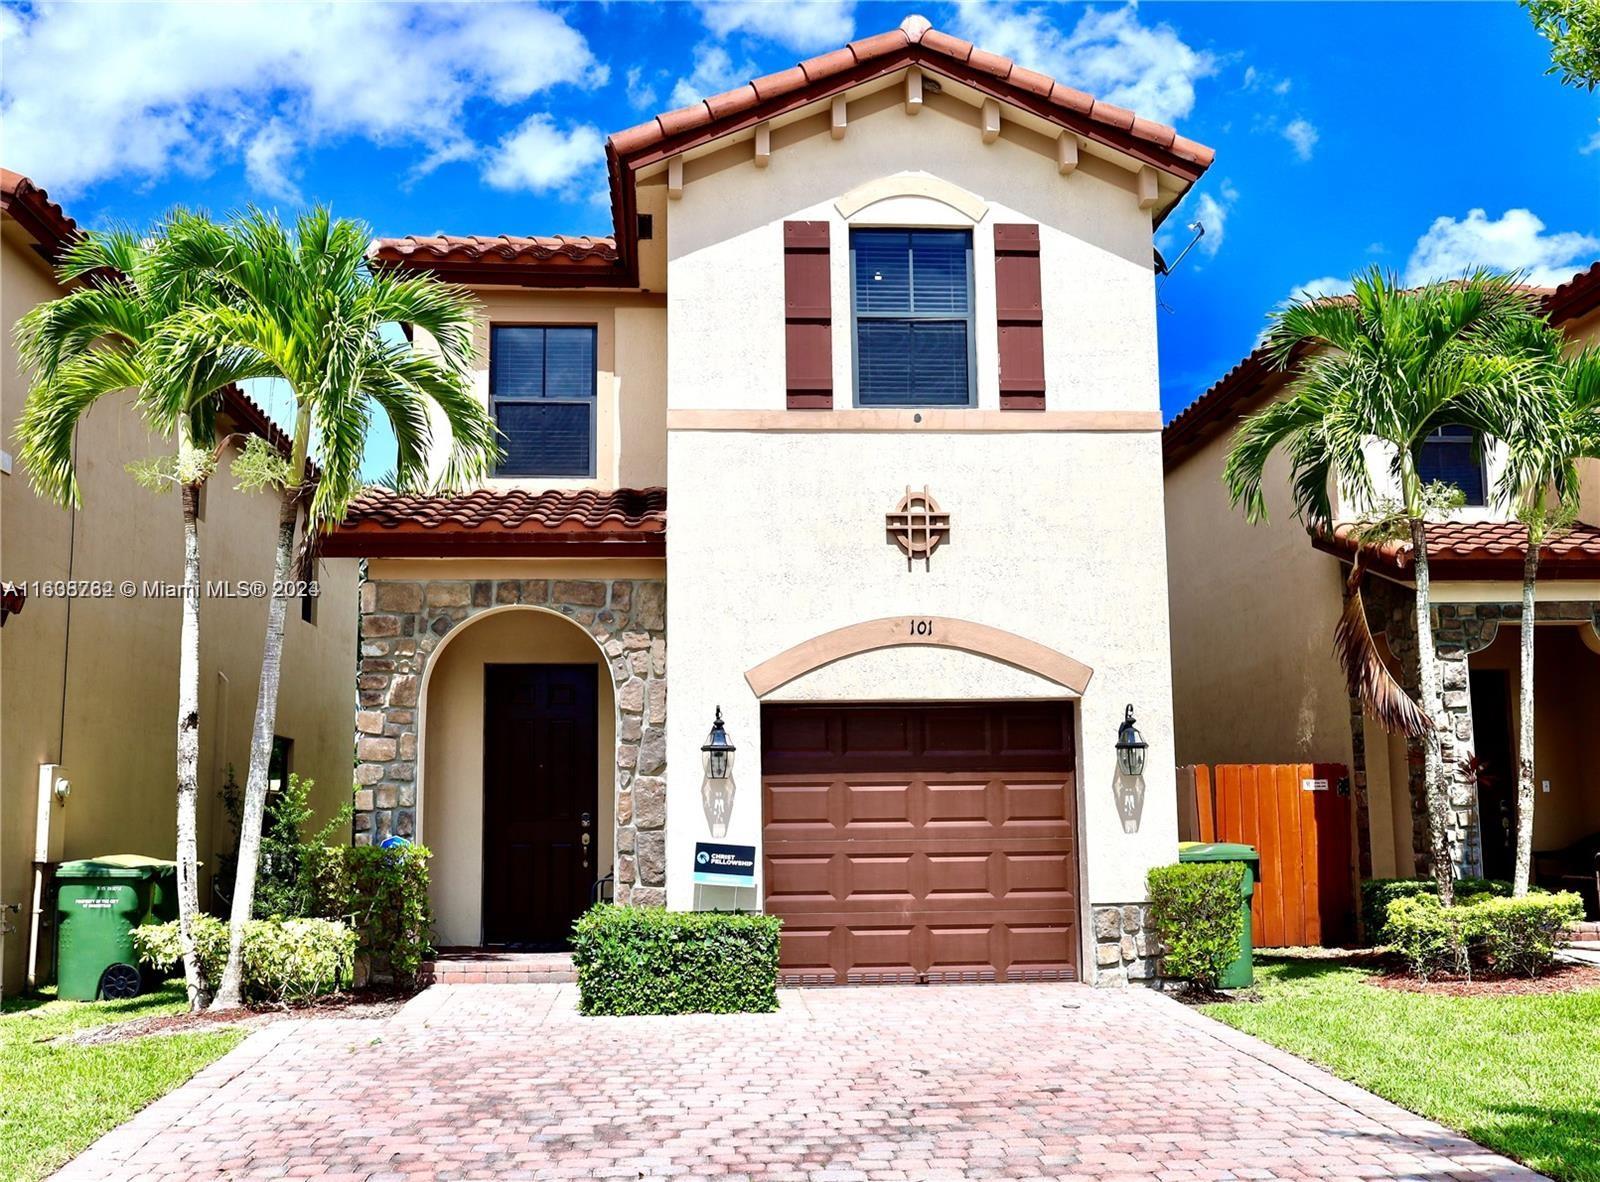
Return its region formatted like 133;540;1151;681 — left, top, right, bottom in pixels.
1567;921;1600;946
420;949;575;985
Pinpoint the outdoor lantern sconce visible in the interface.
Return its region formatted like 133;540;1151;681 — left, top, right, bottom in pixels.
700;706;737;838
1115;704;1147;778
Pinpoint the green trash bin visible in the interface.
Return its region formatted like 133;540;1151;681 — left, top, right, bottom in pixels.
94;854;181;922
54;858;160;1000
1178;841;1261;989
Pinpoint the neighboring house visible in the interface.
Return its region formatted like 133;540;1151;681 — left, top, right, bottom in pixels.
324;15;1214;985
1164;263;1600;898
0;171;360;997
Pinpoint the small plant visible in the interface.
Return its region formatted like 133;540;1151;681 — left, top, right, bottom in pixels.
1147;862;1246;990
571;905;782;1016
216;771;350;919
1360;876;1511;944
1385;891;1584;980
134;915;355;1005
304;842;433;985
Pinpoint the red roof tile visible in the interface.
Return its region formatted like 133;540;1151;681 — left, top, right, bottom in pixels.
1;168;79;258
1314;519;1600;581
1546;259;1600;325
324;487;666;558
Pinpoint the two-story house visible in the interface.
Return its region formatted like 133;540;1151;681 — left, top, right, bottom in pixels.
1163;263;1600;911
1;170;360;996
326;15;1215;985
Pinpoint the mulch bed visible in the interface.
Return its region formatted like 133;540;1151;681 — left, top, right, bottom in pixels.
54;992;406;1047
1368;962;1600;997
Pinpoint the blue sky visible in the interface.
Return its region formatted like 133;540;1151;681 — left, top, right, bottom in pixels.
4;1;1598;475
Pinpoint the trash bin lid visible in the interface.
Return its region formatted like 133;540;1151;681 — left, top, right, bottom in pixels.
1178;841;1260;863
55;858;155;879
92;854;178;871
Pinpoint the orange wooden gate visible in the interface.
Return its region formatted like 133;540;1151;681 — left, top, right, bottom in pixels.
1179;764;1355;948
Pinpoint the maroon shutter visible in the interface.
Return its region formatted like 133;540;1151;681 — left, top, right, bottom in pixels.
995;224;1045;411
784;221;832;410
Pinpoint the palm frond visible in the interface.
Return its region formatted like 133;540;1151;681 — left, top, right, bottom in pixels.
1335;562;1431;738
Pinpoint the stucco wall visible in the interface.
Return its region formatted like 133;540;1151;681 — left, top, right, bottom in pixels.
419;607;616;947
1164;423;1357;770
1;226;358;996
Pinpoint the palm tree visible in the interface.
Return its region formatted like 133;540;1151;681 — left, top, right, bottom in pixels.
1223;267;1540;906
12;218;254;1010
1494;332;1600;895
156;207;500;1009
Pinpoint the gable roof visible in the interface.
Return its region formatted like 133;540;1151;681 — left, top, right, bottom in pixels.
1162;268;1598;471
371;13;1214;288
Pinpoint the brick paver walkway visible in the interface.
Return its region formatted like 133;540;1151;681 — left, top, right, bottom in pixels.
56;983;1542;1182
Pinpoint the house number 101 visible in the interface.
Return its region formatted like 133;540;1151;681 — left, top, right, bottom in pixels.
908;619;935;637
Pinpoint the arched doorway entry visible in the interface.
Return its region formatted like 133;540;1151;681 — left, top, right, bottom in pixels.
419;607;617;947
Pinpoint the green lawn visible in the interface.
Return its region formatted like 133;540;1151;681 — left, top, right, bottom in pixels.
1203;957;1600;1182
0;984;246;1182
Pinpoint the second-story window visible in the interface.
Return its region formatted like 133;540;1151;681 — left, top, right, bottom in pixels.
1417;424;1487;506
489;325;597;477
851;229;975;408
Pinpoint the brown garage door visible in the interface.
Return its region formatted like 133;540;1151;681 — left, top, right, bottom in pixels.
762;702;1079;985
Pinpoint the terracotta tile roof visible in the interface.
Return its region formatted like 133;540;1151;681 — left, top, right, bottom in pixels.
375;14;1213;287
1314;519;1600;581
608;14;1214;180
1;167;80;258
1163;268;1599;470
323;487;666;558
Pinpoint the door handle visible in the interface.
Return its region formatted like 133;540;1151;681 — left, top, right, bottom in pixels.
580;812;592;828
581;830;592;870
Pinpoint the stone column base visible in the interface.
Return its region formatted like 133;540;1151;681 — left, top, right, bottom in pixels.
1091;903;1157;986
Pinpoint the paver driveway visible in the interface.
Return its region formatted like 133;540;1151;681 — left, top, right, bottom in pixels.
57;983;1542;1182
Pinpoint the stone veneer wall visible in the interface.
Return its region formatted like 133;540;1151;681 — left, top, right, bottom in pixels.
353;576;667;907
1091;903;1156;985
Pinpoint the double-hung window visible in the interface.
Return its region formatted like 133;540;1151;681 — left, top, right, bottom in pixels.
1417;424;1486;506
489;325;597;477
851;229;975;407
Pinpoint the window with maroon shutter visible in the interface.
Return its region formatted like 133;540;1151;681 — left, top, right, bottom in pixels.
784;221;832;409
994;224;1045;411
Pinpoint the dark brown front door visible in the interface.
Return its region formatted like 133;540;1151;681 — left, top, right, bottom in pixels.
762;702;1080;985
483;664;598;948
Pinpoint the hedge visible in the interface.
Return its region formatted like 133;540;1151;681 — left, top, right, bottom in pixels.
1386;891;1583;980
304;842;433;985
1147;861;1246;990
133;915;356;1004
1359;876;1511;943
571;905;782;1015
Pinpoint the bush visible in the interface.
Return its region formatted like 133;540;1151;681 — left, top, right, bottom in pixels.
571;905;781;1015
1146;862;1246;990
215;771;351;919
1360;876;1511;943
1385;891;1583;980
133;915;355;1004
305;843;432;985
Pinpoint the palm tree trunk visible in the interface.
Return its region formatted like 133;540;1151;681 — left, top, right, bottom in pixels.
1410;516;1455;907
1513;537;1539;896
175;479;209;1010
209;488;299;1009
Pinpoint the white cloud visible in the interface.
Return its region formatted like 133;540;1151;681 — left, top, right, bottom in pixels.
626;66;659;113
1242;66;1291;95
244;120;301;204
670;43;759;109
694;1;856;53
482;115;605;199
1283;275;1352;306
0;2;605;198
1404;208;1600;287
1189;178;1238;257
1282;117;1318;161
1582;125;1600;155
949;1;1217;125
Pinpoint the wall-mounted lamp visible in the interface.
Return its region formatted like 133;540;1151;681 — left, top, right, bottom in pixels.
700;706;738;838
1115;704;1147;778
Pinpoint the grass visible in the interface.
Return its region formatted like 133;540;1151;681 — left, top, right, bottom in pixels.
0;983;246;1182
1202;956;1600;1182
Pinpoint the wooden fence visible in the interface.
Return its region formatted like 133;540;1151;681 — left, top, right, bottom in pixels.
1178;763;1356;948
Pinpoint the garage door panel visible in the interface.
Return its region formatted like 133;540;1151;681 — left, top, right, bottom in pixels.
763;702;1079;985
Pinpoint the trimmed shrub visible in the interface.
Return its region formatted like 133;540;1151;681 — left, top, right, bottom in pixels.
1385;891;1584;979
1359;876;1511;943
133;915;355;1004
1147;862;1246;990
571;905;781;1015
305;843;433;986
